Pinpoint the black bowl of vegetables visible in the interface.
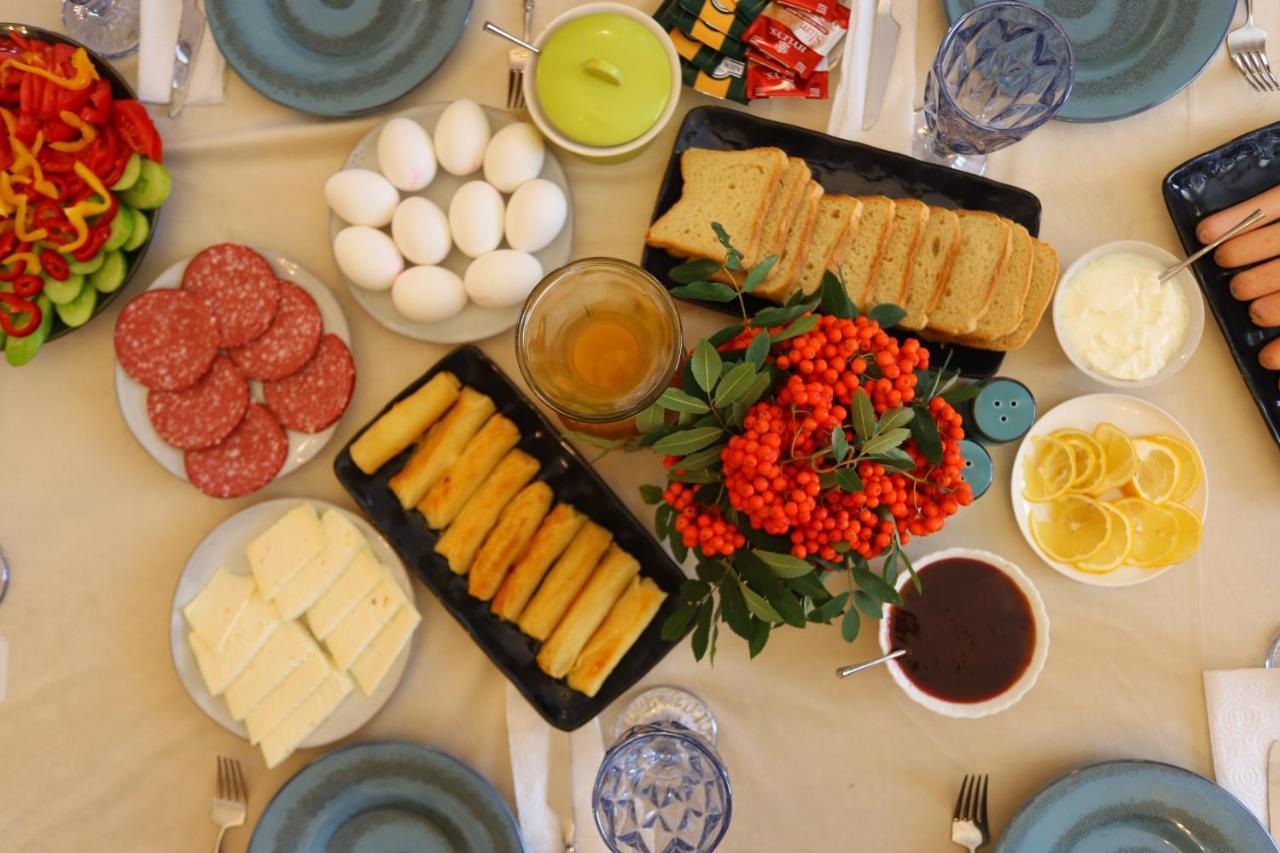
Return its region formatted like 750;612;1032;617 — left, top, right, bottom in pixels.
0;23;171;365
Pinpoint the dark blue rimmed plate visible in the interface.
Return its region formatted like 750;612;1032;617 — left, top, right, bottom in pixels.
997;760;1278;852
942;1;1235;122
249;741;521;853
207;0;473;117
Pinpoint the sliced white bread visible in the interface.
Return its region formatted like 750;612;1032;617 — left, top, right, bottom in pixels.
899;206;961;330
836;196;895;307
715;157;810;288
925;210;1011;337
754;180;823;303
794;195;862;297
966;220;1034;341
962;239;1059;351
865;199;928;310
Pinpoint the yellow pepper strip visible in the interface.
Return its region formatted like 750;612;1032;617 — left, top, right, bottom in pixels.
0;107;13;135
12;196;48;243
71;161;110;216
49;111;96;153
2;252;40;275
6;129;57;199
59;208;89;253
0;47;97;91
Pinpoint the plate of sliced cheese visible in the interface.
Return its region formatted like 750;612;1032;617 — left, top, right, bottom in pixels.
169;498;421;767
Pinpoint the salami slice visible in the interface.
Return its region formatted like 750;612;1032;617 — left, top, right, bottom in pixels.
184;404;288;498
263;334;355;433
181;243;280;348
146;356;250;450
227;280;323;381
114;289;220;391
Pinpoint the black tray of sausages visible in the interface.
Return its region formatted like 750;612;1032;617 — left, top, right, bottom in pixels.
333;346;690;730
641;106;1046;379
1163;120;1280;449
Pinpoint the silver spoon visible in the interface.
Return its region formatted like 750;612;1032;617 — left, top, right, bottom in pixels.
1264;632;1280;668
0;546;9;607
483;21;541;54
835;648;905;678
1159;208;1265;284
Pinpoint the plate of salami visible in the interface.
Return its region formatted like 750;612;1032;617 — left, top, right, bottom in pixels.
113;245;355;498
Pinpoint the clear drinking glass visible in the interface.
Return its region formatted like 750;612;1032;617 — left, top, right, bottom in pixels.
62;0;140;58
913;1;1074;175
594;687;731;853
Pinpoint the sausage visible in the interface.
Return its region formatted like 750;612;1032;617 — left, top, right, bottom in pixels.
1198;184;1280;243
1230;257;1280;300
1261;337;1280;370
1250;290;1280;327
1215;222;1280;268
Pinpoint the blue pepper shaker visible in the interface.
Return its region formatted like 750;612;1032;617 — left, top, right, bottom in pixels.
958;440;994;499
970;377;1036;444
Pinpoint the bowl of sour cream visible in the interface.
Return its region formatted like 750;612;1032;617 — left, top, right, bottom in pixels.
1053;240;1204;386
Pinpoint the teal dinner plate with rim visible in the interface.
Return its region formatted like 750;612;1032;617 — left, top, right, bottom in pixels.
997;760;1278;852
248;741;522;853
941;1;1235;122
206;0;472;117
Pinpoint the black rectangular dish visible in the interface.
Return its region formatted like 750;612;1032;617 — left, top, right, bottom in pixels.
640;106;1045;379
1163;121;1280;449
333;346;690;731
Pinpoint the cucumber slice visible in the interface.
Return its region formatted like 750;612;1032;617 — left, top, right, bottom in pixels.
5;294;53;366
111;153;142;191
102;207;133;252
89;251;127;293
55;281;97;327
122;207;150;252
42;272;85;305
119;159;171;210
68;251;105;276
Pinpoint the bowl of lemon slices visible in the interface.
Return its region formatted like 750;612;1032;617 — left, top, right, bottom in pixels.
1010;393;1207;588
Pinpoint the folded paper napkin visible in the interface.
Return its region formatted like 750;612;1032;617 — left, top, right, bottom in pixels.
136;0;225;105
827;0;918;154
1203;667;1280;823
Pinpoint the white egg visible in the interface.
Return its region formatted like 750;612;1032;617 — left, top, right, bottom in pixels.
464;250;543;308
434;99;490;176
324;169;400;227
504;179;567;254
391;197;451;266
392;266;467;322
482;122;546;193
333;226;403;291
448;181;505;258
377;117;436;192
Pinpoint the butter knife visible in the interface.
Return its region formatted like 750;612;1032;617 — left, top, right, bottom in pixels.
861;0;900;131
168;0;207;118
1269;741;1280;840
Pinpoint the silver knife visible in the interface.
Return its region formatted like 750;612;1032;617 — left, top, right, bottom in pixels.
861;0;900;131
168;0;207;118
1269;741;1280;840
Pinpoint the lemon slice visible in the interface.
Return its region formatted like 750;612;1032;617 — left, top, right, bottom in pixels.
1073;502;1133;574
1111;497;1178;567
1053;429;1104;493
1089;423;1138;496
1145;503;1203;568
1144;434;1202;502
1023;436;1076;502
1030;495;1111;562
1122;440;1180;504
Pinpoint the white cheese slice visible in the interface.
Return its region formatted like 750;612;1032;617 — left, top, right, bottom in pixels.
325;575;409;671
223;621;318;721
351;604;422;696
306;548;382;640
260;670;353;769
187;594;281;696
244;652;331;744
182;566;255;652
273;510;365;620
246;503;325;600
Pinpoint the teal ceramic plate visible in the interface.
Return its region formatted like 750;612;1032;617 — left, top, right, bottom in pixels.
207;0;473;117
249;741;521;853
942;1;1235;122
997;760;1278;852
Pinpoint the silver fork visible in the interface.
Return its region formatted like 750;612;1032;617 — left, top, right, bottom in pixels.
507;0;535;109
211;756;248;852
1228;0;1280;92
951;774;990;852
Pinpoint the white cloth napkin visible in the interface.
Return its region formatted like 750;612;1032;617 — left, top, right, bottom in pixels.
136;0;225;105
826;0;918;154
1203;668;1280;823
571;718;610;853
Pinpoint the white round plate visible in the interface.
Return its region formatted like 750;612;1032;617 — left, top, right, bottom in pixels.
169;498;416;745
329;102;574;343
1009;393;1209;588
114;248;351;488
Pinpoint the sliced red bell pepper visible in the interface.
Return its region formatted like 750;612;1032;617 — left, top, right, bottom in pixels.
110;100;161;163
12;273;41;297
72;219;109;261
0;292;40;337
38;249;67;281
79;78;110;125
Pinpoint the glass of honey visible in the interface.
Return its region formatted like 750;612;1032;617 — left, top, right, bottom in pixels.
516;258;683;438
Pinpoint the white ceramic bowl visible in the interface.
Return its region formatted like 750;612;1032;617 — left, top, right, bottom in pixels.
877;547;1050;719
522;2;681;162
1052;239;1205;387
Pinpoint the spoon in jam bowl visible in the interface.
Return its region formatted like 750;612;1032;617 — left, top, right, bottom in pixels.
836;649;906;678
483;21;541;54
1160;208;1264;283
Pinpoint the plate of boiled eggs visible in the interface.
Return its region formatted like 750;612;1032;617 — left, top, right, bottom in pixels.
326;99;573;343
